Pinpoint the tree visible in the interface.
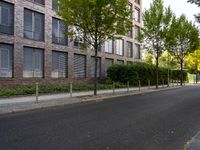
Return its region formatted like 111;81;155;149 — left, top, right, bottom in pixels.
141;0;173;88
185;50;200;83
57;0;133;95
166;15;199;85
187;0;200;23
144;50;155;65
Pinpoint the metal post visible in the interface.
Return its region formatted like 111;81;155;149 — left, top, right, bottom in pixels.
162;79;164;87
36;82;39;103
148;80;150;89
113;82;115;95
139;80;141;91
70;82;73;98
127;81;129;93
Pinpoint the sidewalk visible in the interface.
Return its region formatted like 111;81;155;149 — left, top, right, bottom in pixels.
0;84;181;115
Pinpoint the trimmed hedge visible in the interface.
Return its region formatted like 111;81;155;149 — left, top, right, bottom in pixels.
107;62;187;86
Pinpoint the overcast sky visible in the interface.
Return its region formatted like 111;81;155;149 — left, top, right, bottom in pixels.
142;0;199;24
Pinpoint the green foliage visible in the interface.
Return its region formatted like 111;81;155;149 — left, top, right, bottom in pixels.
107;63;187;86
171;70;187;81
107;64;139;85
187;0;200;22
165;14;199;85
141;0;173;88
0;83;127;97
185;50;200;73
144;50;155;65
57;0;133;95
57;0;133;47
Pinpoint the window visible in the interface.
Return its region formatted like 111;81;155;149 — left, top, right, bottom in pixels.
134;7;140;22
73;54;86;79
127;61;133;65
126;41;133;58
135;25;140;40
52;18;68;45
135;0;140;5
116;39;124;56
52;51;67;78
0;44;13;78
91;57;101;78
34;0;44;5
52;0;59;11
117;60;124;64
104;40;113;53
128;3;133;19
0;1;14;35
134;44;141;59
73;27;84;49
23;47;44;78
105;58;113;76
127;27;133;38
24;9;44;41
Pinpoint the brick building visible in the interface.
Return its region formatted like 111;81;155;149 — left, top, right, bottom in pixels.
0;0;142;87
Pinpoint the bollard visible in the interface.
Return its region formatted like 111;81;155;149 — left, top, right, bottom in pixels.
162;79;164;87
70;82;73;98
148;80;150;89
139;80;141;91
113;82;115;95
127;81;130;93
36;82;39;103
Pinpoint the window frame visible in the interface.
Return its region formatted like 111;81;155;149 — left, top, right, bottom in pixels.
24;9;44;41
52;50;68;78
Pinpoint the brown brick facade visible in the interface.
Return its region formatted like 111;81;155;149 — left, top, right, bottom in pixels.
0;0;142;88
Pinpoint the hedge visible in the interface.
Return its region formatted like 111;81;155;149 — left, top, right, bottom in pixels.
107;62;187;86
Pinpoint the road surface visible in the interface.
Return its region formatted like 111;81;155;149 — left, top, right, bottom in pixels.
0;85;200;150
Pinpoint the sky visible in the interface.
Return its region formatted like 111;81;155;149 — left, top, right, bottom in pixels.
142;0;199;24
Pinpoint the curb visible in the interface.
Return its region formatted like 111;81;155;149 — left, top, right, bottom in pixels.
0;86;182;115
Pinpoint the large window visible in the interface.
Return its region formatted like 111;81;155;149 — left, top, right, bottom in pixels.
104;40;113;53
0;44;13;78
73;54;86;79
52;0;59;11
135;25;140;40
52;51;67;78
24;9;44;41
34;0;45;5
0;1;14;35
52;18;68;45
126;41;133;58
134;7;140;22
116;39;124;56
91;57;101;78
23;47;44;78
73;27;84;49
134;44;141;59
105;58;113;76
117;60;124;64
135;0;140;5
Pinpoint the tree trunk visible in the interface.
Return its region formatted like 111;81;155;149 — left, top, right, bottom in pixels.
94;38;98;96
156;55;159;89
180;59;183;86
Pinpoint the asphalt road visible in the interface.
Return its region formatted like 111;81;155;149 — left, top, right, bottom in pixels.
1;85;200;150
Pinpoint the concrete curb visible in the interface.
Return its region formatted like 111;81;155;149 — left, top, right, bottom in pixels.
184;131;200;150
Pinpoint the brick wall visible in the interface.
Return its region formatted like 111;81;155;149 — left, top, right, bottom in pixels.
0;0;142;88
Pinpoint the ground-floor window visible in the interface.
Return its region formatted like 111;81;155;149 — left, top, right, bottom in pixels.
23;47;44;78
105;58;113;76
52;51;68;78
0;44;13;78
73;54;86;79
91;57;101;78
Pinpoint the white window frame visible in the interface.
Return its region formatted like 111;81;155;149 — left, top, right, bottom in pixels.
0;48;10;70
